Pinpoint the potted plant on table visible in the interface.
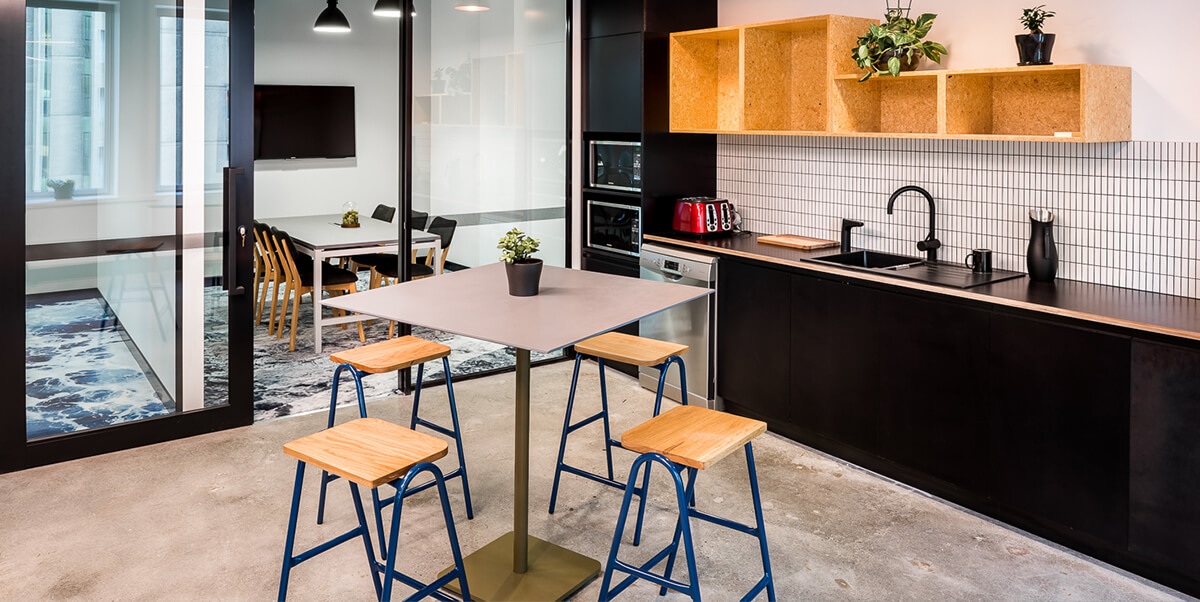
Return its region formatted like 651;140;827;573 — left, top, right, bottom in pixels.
498;228;542;297
852;11;948;82
341;201;360;228
1016;5;1056;65
46;178;75;200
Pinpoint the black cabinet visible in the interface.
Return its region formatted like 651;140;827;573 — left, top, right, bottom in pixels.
987;313;1130;547
790;275;882;454
1130;339;1200;578
717;260;791;427
585;34;643;133
874;291;991;490
583;0;643;38
580;251;639;377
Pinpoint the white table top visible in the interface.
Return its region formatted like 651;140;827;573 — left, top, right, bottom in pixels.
324;262;711;354
261;214;439;250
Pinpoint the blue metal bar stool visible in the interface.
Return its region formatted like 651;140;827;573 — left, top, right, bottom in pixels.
316;336;475;550
598;406;775;601
548;331;689;546
278;418;471;602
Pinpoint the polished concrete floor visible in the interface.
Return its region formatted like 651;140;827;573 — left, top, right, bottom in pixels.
0;361;1187;601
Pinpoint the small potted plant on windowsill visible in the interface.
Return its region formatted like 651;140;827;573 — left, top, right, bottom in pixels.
1016;5;1056;65
852;12;948;82
47;178;75;200
498;228;542;297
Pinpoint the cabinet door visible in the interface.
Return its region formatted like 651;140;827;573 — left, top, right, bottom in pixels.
586;33;643;133
790;275;881;454
580;252;639;377
988;313;1130;546
717;260;791;426
583;0;643;38
1130;339;1200;578
874;291;991;490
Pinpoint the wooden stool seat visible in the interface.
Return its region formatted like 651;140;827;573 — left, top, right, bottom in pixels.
329;336;451;374
284;418;448;489
573;331;689;367
621;406;766;470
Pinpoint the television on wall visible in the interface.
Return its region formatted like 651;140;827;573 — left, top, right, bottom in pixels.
253;85;356;160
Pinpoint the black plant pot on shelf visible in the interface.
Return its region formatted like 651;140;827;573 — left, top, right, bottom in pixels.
1016;33;1056;65
505;259;543;297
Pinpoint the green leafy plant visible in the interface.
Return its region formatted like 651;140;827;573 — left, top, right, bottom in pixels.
1020;5;1055;34
46;178;73;191
341;209;359;226
852;13;947;82
497;228;540;263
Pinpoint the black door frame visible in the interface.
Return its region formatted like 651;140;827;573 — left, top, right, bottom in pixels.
0;0;256;473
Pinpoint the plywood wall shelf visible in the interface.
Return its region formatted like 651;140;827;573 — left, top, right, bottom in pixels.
670;16;1132;143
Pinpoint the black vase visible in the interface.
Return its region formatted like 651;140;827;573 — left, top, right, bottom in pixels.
1016;33;1056;65
505;259;543;296
1027;209;1058;282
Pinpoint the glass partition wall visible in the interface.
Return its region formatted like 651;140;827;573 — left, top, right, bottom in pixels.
409;0;568;379
7;0;253;470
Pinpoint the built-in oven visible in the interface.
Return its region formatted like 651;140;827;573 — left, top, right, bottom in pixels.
586;199;641;257
588;140;642;192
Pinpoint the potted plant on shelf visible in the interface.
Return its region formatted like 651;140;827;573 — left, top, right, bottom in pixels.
852;12;947;82
46;178;74;200
1016;5;1056;65
498;228;542;297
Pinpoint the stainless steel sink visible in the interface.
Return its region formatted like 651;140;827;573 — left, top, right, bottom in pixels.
813;250;925;270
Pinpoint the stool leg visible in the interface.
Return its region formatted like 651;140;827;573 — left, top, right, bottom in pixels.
597;358;616;481
746;441;776;601
442;356;474;520
408;363;425;431
659;466;700;599
278;461;306;602
348;483;384;599
317;365;348;526
548;353;584;515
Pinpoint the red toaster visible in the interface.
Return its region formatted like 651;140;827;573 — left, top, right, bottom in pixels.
673;197;735;235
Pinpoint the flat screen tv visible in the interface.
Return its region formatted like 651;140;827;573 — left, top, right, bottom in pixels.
254;85;356;160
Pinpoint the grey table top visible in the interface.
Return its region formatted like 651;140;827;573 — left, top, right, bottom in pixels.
324;262;712;354
261;214;438;251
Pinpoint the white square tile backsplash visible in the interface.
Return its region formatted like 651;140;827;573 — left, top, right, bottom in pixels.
718;136;1200;300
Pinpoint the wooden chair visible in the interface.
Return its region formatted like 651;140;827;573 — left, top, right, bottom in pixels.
271;228;364;351
253;221;286;329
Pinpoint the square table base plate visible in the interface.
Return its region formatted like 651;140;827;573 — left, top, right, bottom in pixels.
438;532;601;601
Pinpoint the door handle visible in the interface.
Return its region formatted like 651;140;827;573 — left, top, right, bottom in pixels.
223;166;246;296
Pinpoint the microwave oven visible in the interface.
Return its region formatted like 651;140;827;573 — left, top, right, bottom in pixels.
588;140;641;192
586;199;641;257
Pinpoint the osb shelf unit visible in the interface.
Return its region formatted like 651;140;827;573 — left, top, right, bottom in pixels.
669;16;1132;143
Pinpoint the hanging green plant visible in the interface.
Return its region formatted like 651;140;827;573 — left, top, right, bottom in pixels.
852;13;948;82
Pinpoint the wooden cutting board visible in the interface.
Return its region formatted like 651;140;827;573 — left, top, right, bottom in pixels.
757;234;839;251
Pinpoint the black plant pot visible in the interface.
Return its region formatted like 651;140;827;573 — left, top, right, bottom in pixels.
1016;33;1056;65
505;259;543;297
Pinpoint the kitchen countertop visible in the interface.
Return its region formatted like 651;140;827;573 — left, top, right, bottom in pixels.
645;232;1200;344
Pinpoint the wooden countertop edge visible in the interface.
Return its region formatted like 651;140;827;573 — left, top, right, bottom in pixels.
644;234;1200;344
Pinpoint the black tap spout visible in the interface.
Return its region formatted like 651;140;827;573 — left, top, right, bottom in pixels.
887;185;941;261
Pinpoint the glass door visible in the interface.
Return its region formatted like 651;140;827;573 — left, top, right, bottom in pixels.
2;0;254;471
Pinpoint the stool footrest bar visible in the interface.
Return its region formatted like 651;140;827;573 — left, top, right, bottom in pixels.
290;526;366;567
689;507;759;537
412;417;456;439
566;411;605;433
559;463;644;494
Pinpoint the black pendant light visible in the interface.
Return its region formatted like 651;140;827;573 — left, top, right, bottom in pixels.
455;0;490;11
373;0;403;18
314;0;351;32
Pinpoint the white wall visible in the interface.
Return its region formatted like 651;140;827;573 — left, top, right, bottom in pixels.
253;0;400;219
719;0;1200;142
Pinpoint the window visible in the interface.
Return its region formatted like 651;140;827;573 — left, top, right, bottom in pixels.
24;1;114;200
157;10;229;192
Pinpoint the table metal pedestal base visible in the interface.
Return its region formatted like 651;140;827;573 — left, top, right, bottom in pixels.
439;531;600;601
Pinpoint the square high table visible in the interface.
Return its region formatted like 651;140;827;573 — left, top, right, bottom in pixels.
262;214;441;353
326;262;711;600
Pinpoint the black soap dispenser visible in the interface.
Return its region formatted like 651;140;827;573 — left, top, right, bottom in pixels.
1027;208;1058;282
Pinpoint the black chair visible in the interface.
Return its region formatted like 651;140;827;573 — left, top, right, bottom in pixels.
376;216;456;282
411;210;429;231
371;204;396;223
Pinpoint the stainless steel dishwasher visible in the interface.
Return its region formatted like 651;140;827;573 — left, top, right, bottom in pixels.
639;243;718;409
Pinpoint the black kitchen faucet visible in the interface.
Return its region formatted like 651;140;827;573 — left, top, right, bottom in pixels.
887;185;942;262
